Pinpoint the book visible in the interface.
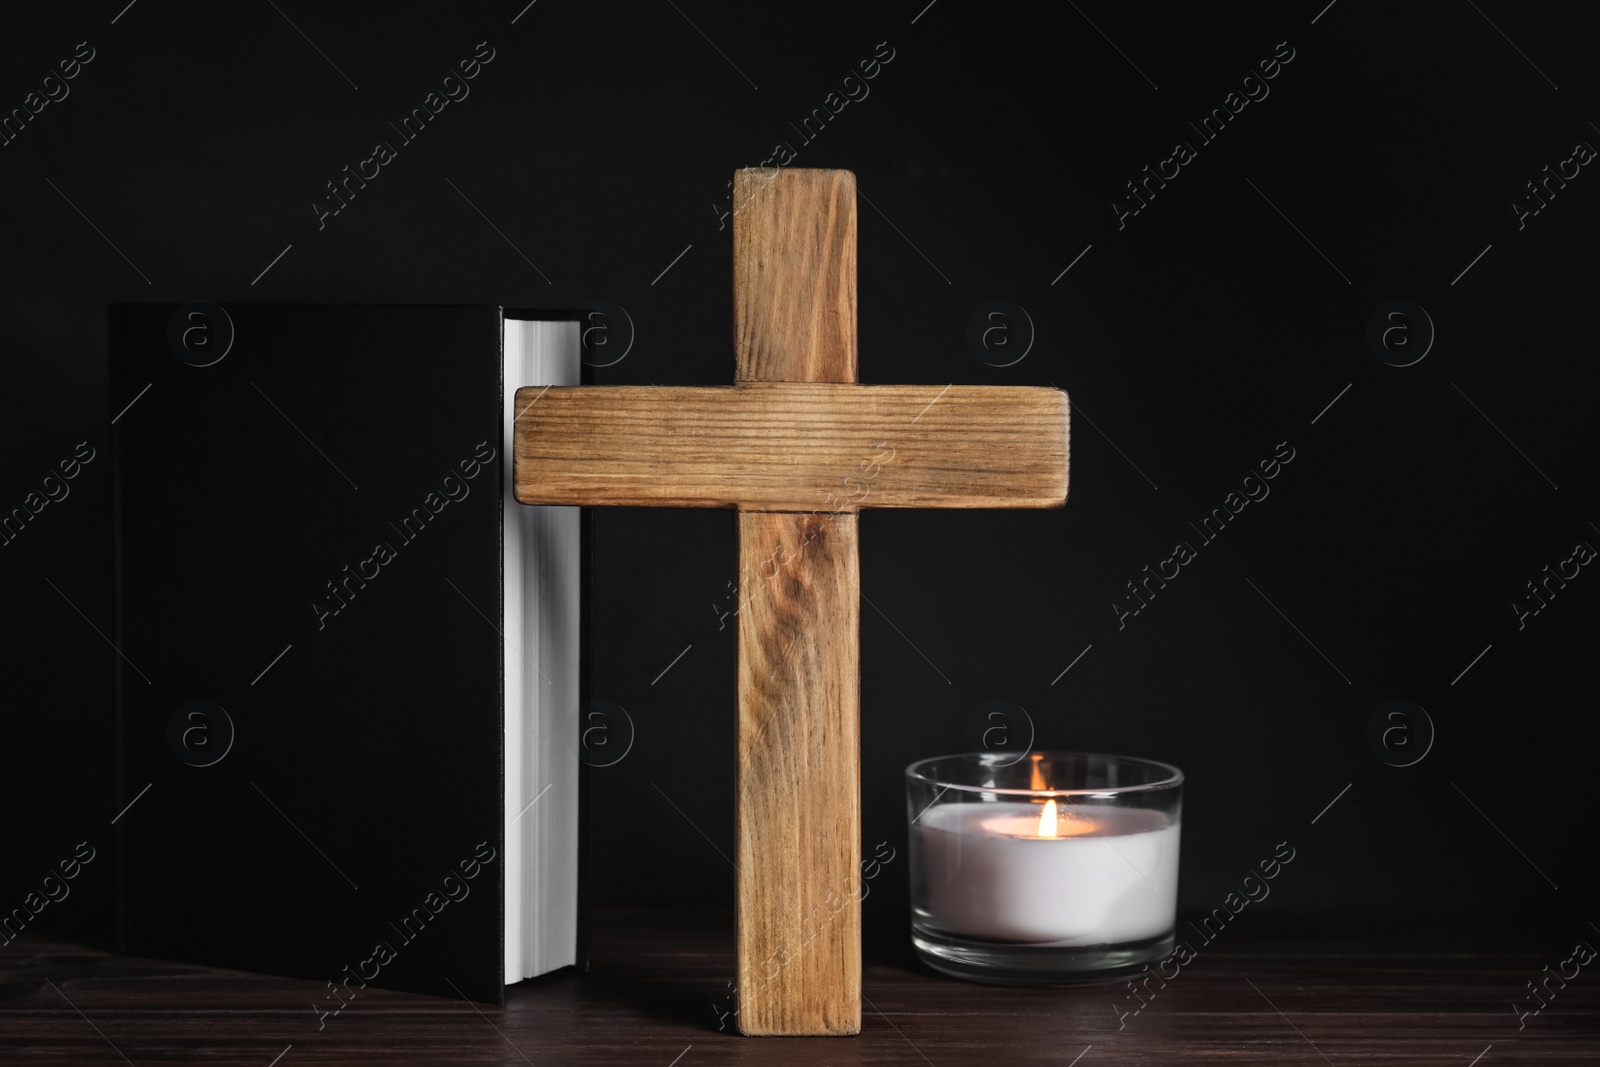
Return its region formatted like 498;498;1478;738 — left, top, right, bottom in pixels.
502;318;580;982
109;303;583;1007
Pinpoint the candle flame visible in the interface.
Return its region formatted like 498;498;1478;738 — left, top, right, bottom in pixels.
1038;798;1058;838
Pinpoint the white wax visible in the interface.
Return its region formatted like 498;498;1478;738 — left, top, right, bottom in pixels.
915;802;1179;945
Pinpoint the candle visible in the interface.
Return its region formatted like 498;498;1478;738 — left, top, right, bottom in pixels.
914;800;1180;945
906;752;1184;981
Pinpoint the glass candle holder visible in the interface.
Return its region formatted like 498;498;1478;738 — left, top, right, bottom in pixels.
906;752;1183;984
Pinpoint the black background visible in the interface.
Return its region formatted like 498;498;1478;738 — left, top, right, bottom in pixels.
3;0;1597;955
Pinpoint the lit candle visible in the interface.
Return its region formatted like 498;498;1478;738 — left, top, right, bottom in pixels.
915;799;1179;945
908;753;1183;965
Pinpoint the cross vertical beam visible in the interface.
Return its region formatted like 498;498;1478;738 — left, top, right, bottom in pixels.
732;168;861;1035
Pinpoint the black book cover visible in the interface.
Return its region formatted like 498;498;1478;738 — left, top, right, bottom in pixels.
111;303;529;1005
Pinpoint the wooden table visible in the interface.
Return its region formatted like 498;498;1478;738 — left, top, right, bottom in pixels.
4;909;1596;1064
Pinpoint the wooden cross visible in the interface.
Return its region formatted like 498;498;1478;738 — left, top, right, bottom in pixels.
514;168;1069;1035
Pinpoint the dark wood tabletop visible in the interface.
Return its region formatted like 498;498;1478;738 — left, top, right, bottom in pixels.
3;909;1596;1065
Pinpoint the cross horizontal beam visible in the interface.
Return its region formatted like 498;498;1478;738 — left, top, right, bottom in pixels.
512;382;1069;511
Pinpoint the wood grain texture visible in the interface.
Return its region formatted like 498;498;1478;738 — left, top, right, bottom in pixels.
734;511;861;1036
512;383;1069;510
732;168;860;1036
732;168;857;383
7;917;1598;1064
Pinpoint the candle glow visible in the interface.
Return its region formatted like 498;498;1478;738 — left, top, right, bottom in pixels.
977;798;1098;839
